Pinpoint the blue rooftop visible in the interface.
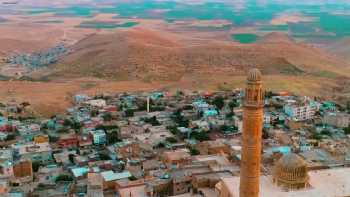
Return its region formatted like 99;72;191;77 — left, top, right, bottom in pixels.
71;167;89;178
101;170;132;181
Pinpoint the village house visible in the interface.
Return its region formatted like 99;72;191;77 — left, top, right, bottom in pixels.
12;159;33;180
162;150;191;169
78;134;93;147
120;125;145;138
89;130;107;145
17;123;41;142
101;170;132;190
84;99;107;108
37;164;63;184
87;173;104;197
323;112;350;128
0;149;14;178
12;142;52;163
284;98;320;122
33;135;49;144
171;170;192;195
145;177;172;197
57;133;78;148
53;150;77;165
134;127;174;148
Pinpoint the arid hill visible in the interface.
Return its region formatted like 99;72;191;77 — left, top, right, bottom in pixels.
45;29;350;82
325;38;350;62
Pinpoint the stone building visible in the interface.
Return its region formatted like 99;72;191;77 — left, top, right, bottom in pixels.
273;153;309;191
324;112;350;128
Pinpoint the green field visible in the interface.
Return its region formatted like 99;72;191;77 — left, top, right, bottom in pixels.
232;34;258;44
21;0;350;42
77;21;139;29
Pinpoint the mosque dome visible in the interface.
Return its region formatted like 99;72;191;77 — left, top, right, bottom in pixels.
247;68;262;82
273;153;309;191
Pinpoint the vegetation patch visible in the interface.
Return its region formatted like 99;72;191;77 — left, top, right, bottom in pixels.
279;65;304;75
259;25;289;32
77;21;139;29
311;70;340;78
35;20;64;24
231;34;259;44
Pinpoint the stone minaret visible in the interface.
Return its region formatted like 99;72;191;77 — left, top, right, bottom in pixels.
239;68;264;197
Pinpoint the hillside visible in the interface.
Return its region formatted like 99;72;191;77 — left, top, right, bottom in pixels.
45;29;350;82
325;38;350;62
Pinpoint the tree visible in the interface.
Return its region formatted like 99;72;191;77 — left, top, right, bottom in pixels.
172;109;189;128
55;174;73;183
124;109;134;117
150;105;165;112
106;130;120;145
347;101;350;113
63;119;73;127
144;116;160;126
5;134;16;141
128;175;137;181
344;126;350;135
57;127;69;133
189;147;200;155
175;90;184;99
212;96;225;110
311;133;323;141
102;113;113;121
166;137;178;144
32;161;41;172
96;124;119;131
265;91;274;99
225;111;234;119
99;153;111;160
90;109;99;117
137;100;147;111
155;142;165;149
190;131;209;142
72;121;83;131
321;129;331;136
220;125;238;134
228;100;239;109
167;126;179;135
68;154;75;164
49;135;59;143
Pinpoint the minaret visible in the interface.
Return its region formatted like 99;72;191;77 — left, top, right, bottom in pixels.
147;96;150;113
239;68;264;197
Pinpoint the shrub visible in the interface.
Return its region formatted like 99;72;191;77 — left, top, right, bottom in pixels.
165;137;178;144
55;174;73;183
212;96;225;110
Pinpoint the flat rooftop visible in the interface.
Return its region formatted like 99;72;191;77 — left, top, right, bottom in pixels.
224;167;350;197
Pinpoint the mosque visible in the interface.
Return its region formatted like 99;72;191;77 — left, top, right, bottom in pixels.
215;69;350;197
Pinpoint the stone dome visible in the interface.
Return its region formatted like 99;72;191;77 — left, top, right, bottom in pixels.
273;153;309;190
247;68;262;82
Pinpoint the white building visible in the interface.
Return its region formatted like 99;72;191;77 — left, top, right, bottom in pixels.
264;112;271;124
89;130;107;145
284;100;319;121
85;99;107;108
